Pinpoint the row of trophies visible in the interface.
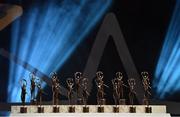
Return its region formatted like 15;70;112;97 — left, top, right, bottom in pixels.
19;71;151;113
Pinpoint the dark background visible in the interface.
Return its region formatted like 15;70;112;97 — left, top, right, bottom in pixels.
0;0;176;104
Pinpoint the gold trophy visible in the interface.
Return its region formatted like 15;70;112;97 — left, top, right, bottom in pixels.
128;78;136;113
36;79;47;113
67;78;75;112
51;72;60;113
30;72;36;104
19;79;27;113
112;78;119;112
74;72;83;105
117;72;127;104
112;72;128;112
95;71;108;112
141;71;152;113
82;77;89;112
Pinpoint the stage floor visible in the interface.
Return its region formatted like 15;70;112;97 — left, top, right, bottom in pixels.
10;113;171;117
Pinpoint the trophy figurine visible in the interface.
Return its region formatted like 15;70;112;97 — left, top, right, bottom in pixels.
112;78;119;112
36;79;47;113
30;72;36;104
51;72;60;113
74;72;83;104
82;77;89;112
67;78;75;112
141;71;152;113
95;71;108;112
128;78;136;113
117;72;127;105
19;79;27;113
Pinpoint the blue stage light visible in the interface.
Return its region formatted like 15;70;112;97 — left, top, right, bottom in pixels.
8;0;111;102
154;0;180;99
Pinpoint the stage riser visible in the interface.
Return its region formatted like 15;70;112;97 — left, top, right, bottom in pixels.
10;113;171;117
11;105;166;113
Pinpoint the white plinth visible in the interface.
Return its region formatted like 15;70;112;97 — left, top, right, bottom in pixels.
11;105;167;113
10;113;171;117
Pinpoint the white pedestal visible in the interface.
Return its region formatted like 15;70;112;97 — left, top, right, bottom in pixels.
11;105;167;113
10;113;171;117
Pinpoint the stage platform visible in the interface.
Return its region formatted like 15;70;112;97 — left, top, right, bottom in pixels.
10;113;171;117
9;105;171;116
11;105;167;113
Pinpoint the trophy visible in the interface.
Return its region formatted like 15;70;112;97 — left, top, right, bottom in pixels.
30;72;36;104
74;72;83;104
117;72;127;105
95;71;108;112
51;72;60;113
67;78;75;112
128;78;136;113
112;78;119;112
141;71;152;113
19;79;27;113
36;79;47;113
82;77;89;112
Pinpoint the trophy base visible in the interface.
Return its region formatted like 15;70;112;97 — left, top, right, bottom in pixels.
119;99;126;105
20;107;27;113
53;106;59;113
98;106;104;113
145;106;152;113
98;99;106;105
113;106;119;113
69;106;75;113
83;106;89;113
143;99;149;105
77;98;83;105
37;106;44;113
129;106;136;113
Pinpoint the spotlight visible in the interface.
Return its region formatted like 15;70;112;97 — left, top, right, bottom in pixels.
154;0;180;99
8;0;111;102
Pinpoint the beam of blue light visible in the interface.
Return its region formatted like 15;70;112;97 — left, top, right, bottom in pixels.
154;0;180;99
8;0;112;102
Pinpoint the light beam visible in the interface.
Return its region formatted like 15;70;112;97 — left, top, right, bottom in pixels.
8;0;112;102
154;0;180;99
